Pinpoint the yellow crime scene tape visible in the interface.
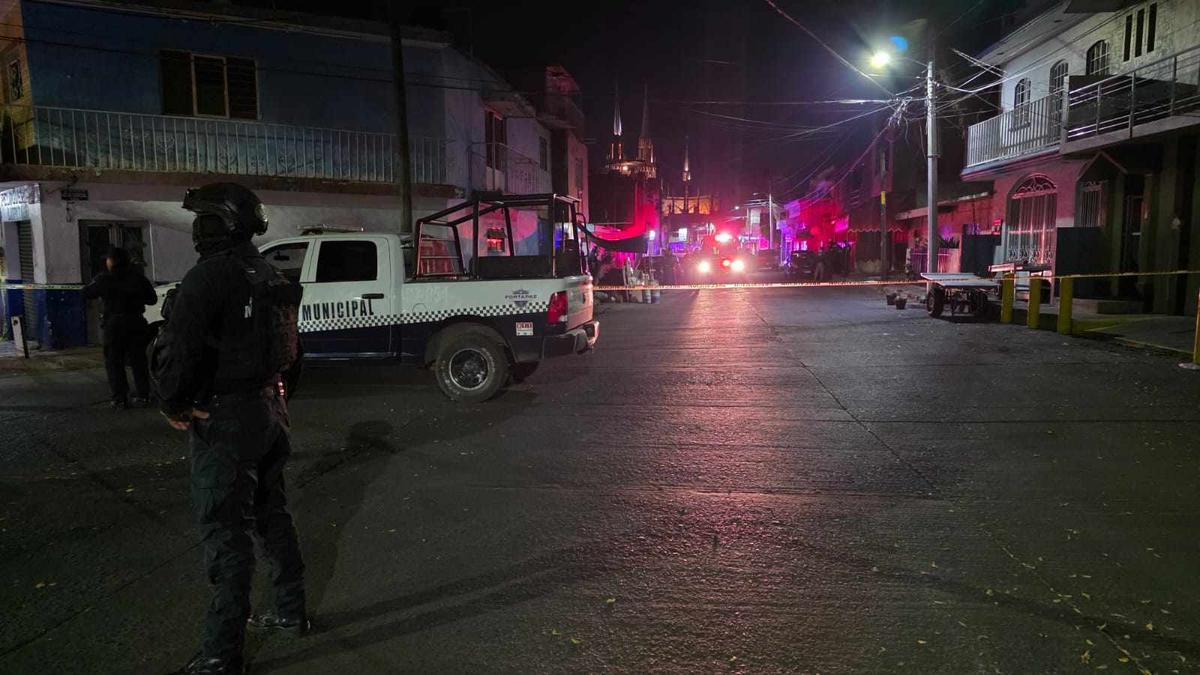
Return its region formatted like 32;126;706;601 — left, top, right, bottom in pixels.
0;282;86;290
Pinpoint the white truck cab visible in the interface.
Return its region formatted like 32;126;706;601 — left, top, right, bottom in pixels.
150;194;599;402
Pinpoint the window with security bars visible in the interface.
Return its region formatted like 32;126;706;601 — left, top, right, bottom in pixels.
1086;41;1110;76
1012;78;1032;127
1078;182;1105;228
160;50;258;119
1049;61;1068;126
1007;176;1058;265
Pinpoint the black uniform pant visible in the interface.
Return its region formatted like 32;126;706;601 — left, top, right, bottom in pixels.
101;316;150;402
190;388;306;662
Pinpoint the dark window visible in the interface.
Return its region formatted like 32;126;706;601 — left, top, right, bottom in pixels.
484;110;506;171
193;56;227;117
316;241;378;282
6;57;23;101
1135;9;1144;57
262;242;309;283
1147;4;1157;52
160;51;258;119
160;51;192;115
538;137;549;170
1124;15;1133;60
226;58;258;120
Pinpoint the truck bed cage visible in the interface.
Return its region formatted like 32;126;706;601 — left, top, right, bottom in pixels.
413;193;584;280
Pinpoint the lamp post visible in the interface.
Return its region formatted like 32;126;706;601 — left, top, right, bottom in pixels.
925;55;938;275
870;46;937;276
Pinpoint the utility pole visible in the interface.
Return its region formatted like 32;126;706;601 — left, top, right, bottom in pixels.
389;11;414;234
879;132;888;279
925;54;939;274
768;191;775;253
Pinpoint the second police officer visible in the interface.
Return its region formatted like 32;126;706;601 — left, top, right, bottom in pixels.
152;182;308;675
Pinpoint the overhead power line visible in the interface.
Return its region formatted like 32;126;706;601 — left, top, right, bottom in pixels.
761;0;894;97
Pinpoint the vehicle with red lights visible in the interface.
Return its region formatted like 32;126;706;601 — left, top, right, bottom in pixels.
688;231;749;281
147;194;597;403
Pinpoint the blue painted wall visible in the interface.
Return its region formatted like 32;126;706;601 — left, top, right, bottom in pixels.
20;0;443;135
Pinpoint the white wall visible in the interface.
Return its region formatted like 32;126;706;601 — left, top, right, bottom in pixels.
997;0;1199;110
32;181;444;283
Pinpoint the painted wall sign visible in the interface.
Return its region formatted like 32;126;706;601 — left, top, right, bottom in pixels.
0;184;39;222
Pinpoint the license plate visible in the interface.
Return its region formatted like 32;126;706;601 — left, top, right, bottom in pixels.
515;321;534;336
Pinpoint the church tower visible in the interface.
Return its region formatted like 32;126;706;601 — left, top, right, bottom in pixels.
682;136;692;184
637;84;654;166
609;82;624;163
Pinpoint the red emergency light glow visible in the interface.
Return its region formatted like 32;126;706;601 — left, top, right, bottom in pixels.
721;258;732;269
715;232;733;244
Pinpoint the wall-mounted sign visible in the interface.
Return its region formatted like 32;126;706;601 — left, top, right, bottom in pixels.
0;184;39;222
61;188;88;201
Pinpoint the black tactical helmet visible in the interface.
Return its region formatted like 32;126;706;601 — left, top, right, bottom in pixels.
182;182;268;238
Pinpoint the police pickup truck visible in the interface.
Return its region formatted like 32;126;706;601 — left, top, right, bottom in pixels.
148;194;598;403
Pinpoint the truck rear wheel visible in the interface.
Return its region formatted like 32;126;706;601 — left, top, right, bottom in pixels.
434;330;510;403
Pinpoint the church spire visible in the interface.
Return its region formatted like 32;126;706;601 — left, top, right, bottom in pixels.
637;83;654;164
682;136;691;183
609;81;624;163
612;81;623;138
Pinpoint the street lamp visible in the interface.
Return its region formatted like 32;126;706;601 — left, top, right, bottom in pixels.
869;46;938;278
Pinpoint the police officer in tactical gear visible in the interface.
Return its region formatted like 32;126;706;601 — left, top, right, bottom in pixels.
83;246;157;408
152;182;307;675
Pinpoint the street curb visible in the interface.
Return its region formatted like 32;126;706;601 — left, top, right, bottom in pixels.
1075;330;1192;359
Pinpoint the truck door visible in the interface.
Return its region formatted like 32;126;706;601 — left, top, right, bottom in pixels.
302;237;395;358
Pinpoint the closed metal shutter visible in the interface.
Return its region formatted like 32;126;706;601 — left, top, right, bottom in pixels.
17;223;37;341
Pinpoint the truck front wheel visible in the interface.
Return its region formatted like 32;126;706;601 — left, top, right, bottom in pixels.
434;330;510;402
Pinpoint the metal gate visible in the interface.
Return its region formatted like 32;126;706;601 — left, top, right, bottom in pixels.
17;222;37;343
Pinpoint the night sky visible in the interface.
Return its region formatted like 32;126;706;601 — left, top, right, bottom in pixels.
239;0;1024;200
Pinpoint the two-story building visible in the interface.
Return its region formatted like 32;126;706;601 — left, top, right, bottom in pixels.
962;0;1200;313
0;0;563;347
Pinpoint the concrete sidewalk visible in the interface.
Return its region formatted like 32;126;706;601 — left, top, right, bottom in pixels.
0;340;104;375
1081;315;1196;357
1000;299;1196;358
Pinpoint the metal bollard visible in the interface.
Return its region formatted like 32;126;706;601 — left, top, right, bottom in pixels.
1194;289;1200;366
1027;277;1043;329
1057;277;1074;335
1000;275;1014;324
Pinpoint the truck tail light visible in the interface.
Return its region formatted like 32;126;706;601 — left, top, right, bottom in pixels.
547;291;569;324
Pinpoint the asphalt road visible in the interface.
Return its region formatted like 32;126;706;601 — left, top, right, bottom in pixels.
2;286;1199;674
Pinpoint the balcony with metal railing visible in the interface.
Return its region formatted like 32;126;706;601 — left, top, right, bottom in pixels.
964;93;1063;172
1064;44;1200;152
468;142;552;195
0;105;454;185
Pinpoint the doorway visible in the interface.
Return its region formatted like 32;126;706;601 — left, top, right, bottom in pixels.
78;221;149;344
